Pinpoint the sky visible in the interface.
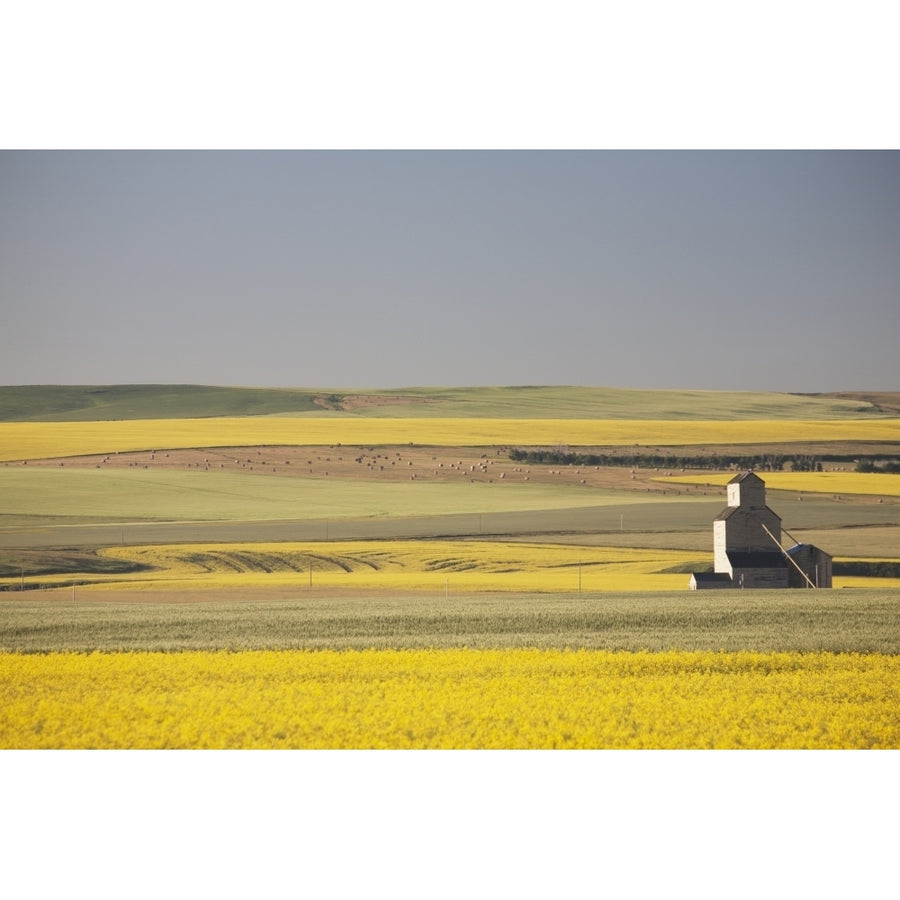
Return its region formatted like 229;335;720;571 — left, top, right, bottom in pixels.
2;150;898;392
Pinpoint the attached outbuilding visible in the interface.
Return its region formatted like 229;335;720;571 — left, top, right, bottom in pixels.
689;572;733;590
786;542;833;589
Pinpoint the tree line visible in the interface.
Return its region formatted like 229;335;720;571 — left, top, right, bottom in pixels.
855;460;900;473
507;449;824;471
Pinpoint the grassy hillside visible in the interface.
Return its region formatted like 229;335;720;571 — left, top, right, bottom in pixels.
325;386;886;420
0;384;891;422
0;468;633;524
0;385;324;421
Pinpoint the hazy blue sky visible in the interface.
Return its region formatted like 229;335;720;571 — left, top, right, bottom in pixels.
2;150;898;392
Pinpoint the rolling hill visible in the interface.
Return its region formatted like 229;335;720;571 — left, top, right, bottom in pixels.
0;384;894;422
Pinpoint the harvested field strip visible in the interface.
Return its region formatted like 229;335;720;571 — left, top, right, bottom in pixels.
4;417;900;462
0;549;149;578
2;591;898;653
2;649;897;749
659;471;900;497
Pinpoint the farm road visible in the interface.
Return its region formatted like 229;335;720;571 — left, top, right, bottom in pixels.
0;502;718;549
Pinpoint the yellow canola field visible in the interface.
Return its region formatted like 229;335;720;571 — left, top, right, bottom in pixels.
4;417;900;461
659;471;900;497
2;649;897;749
19;540;898;592
91;541;696;593
10;537;898;593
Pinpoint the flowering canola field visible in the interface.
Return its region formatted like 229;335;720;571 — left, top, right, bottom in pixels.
659;471;900;497
2;648;897;749
4;417;900;462
16;540;898;592
89;541;696;593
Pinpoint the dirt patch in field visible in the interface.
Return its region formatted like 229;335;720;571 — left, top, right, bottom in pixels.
21;439;900;501
810;391;900;415
313;393;439;411
18;443;708;496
